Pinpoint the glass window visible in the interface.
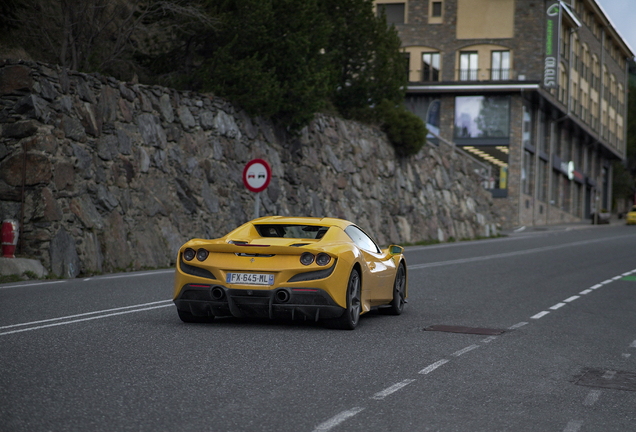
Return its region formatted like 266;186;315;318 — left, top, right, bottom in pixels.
491;51;510;80
432;1;442;17
422;52;440;82
345;226;380;253
459;52;478;81
454;96;510;138
255;224;329;239
377;3;405;25
522;103;533;148
522;150;534;196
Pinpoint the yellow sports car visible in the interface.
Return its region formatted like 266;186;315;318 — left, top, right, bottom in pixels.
173;216;407;329
627;205;636;225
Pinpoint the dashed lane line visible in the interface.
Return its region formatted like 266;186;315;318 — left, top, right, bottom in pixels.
579;289;593;295
508;322;528;330
564;296;580;302
582;390;602;406
312;408;365;432
419;359;449;375
482;336;498;343
452;344;479;357
531;311;550;319
563;420;583;432
371;379;416;400
629;340;636;348
550;303;566;310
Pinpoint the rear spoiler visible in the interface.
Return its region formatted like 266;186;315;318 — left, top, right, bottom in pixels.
183;241;334;256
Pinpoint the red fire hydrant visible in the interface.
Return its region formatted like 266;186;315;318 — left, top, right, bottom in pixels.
1;220;19;258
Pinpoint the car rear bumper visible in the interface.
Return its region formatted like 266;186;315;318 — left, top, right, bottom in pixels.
174;283;345;321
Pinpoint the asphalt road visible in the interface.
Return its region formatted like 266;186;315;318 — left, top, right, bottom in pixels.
1;224;636;432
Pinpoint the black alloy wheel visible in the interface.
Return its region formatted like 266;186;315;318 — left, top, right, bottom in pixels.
387;263;406;315
327;268;362;330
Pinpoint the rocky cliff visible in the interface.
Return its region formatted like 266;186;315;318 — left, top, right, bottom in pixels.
0;59;501;277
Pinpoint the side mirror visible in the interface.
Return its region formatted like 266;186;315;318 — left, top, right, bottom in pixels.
389;245;403;255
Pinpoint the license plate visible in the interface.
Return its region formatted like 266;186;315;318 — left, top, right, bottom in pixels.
226;273;274;285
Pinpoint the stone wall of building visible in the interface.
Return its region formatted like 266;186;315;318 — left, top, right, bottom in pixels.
0;60;502;278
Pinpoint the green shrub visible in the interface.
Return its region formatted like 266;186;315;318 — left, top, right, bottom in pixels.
377;100;427;157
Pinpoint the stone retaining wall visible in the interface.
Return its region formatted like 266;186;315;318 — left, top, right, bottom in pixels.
0;60;502;277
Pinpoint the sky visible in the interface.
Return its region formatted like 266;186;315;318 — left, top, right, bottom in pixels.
596;0;636;56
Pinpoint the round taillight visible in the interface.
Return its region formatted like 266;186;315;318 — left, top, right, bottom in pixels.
196;248;209;262
300;252;315;266
183;248;196;261
316;253;331;266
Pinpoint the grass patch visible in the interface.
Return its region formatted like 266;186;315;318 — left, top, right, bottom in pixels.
0;274;24;284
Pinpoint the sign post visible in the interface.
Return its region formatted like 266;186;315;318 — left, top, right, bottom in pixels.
242;159;271;219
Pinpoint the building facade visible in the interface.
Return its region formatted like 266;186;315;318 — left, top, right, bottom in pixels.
374;0;633;226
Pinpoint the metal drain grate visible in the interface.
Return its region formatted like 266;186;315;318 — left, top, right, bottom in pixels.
424;325;505;335
575;368;636;392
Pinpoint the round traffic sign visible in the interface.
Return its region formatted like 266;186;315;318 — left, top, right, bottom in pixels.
243;159;271;193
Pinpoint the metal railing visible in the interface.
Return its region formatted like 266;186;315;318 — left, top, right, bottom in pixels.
458;69;479;81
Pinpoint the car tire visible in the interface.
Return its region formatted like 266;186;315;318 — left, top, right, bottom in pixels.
326;268;361;330
386;262;406;315
177;309;215;323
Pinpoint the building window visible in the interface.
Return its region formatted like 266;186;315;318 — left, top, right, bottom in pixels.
454;96;510;138
377;3;405;25
422;52;440;81
491;51;510;80
431;1;442;16
459;52;478;81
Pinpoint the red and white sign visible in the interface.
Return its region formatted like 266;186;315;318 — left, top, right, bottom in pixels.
242;159;271;193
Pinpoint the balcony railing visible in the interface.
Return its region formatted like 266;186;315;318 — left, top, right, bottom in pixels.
490;68;511;80
458;68;479;81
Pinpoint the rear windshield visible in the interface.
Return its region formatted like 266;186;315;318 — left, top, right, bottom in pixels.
255;224;329;239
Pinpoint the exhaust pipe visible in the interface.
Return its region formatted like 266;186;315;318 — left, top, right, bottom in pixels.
211;286;225;300
275;289;291;303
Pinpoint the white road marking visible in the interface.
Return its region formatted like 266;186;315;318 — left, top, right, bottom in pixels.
601;280;613;285
623;272;633;276
452;344;479;357
579;289;593;295
482;336;497;343
564;296;580;302
550;303;566;310
622;354;632;358
590;284;603;289
563;420;583;432
419;359;449;375
630;340;636;348
582;390;602;406
313;407;365;432
0;304;173;336
0;280;66;290
408;236;636;270
101;270;174;279
531;311;550;319
602;370;616;380
371;379;416;400
612;275;623;280
0;300;173;330
508;322;528;330
83;278;91;281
